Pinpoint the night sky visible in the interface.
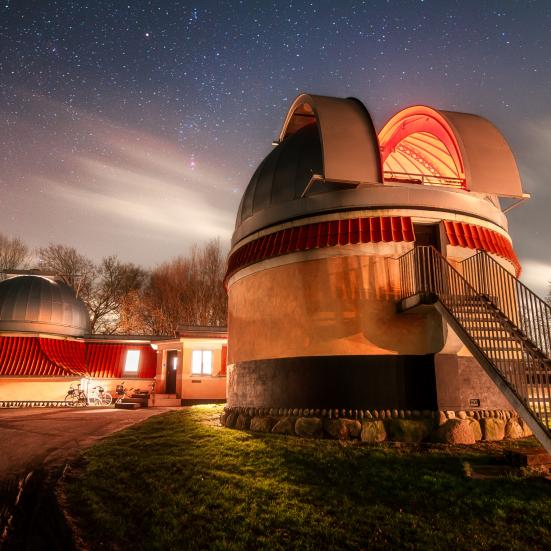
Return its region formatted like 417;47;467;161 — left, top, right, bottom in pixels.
1;1;550;295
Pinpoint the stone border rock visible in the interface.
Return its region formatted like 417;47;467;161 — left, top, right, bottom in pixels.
219;407;532;444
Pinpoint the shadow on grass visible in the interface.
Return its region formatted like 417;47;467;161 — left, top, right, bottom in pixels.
65;406;551;551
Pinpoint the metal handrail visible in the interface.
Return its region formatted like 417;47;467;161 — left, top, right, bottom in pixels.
398;246;551;435
461;250;551;358
383;170;466;189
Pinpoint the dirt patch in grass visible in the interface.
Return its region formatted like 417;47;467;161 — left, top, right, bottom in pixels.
64;405;551;550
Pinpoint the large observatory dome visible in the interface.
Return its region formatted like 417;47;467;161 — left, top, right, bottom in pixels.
0;275;90;337
224;93;526;414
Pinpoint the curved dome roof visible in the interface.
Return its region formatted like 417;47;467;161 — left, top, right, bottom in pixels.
237;123;329;227
0;275;90;337
379;105;523;198
232;94;523;247
234;94;382;244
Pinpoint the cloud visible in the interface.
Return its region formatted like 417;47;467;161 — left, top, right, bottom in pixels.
505;116;551;278
520;259;551;300
41;136;235;241
1;93;238;264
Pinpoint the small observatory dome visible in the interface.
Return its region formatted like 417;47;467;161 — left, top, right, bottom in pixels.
0;275;91;337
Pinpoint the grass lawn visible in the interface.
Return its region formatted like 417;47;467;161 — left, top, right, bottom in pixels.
65;405;551;550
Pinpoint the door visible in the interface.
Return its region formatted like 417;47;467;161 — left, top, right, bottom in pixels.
165;350;178;394
413;223;443;294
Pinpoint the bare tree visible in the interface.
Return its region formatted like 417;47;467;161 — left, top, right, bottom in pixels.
189;238;228;326
38;245;148;334
141;257;191;335
87;256;146;334
122;238;228;335
0;233;30;277
37;244;96;298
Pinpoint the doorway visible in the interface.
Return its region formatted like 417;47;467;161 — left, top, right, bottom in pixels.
413;223;444;293
165;350;178;394
413;223;441;251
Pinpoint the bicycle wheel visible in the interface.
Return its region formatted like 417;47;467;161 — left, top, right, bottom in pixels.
101;392;113;406
64;393;78;407
79;393;90;406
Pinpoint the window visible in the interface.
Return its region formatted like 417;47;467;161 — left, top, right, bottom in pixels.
191;350;213;375
124;350;141;374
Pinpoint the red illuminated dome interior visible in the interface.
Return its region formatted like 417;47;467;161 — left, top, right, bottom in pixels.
379;106;466;189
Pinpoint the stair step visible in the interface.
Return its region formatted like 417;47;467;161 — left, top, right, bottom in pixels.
487;349;524;352
115;402;141;410
149;397;181;407
459;318;502;323
455;312;495;316
468;333;517;339
122;397;148;405
467;328;514;334
507;449;551;467
457;311;497;315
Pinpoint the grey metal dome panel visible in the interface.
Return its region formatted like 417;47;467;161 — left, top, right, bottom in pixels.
0;276;91;336
236;123;323;230
234;94;384;243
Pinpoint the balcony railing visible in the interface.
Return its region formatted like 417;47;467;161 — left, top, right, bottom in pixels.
384;170;466;189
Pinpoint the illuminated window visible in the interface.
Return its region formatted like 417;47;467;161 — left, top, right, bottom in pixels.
124;350;141;374
191;350;213;375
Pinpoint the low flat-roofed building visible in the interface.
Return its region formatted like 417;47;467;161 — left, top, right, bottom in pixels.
0;274;227;406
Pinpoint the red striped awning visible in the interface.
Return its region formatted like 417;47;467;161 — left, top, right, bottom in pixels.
0;336;68;377
87;343;157;379
0;337;157;378
443;221;521;275
39;338;86;375
226;216;415;281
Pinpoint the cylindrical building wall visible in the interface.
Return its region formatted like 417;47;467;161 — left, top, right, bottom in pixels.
227;245;444;410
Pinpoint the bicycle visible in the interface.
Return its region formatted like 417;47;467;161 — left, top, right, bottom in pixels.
115;381;134;404
64;383;88;407
90;385;113;406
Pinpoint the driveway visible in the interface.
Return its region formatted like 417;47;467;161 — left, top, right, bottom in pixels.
0;406;175;481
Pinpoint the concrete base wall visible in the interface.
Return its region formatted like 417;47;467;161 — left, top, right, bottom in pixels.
227;354;437;410
435;353;513;411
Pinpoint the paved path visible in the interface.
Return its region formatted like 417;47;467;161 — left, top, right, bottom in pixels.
0;406;175;480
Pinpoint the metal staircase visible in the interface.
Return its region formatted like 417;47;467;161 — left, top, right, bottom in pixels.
398;245;551;453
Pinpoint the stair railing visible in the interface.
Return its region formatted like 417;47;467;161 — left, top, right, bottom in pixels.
397;245;551;435
461;250;551;358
